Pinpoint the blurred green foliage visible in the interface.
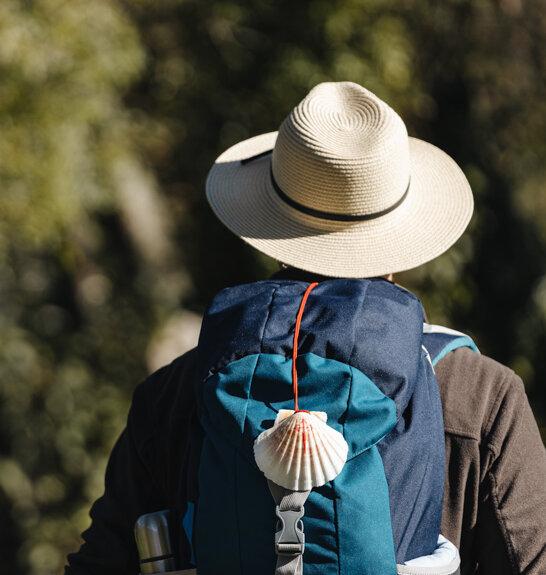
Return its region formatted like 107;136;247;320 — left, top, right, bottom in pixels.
0;0;544;573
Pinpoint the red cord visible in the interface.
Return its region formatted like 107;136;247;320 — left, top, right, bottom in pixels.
292;282;319;411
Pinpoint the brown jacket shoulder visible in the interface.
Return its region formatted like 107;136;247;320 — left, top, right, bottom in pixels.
435;347;546;575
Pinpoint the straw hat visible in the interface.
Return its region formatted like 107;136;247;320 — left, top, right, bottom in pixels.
206;82;473;278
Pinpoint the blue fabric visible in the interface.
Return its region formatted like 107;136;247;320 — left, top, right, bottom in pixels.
196;353;397;575
182;502;195;565
194;278;471;571
425;334;478;365
377;355;445;559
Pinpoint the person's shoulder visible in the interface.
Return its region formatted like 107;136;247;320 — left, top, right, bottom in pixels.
133;347;198;401
434;347;526;442
129;348;199;444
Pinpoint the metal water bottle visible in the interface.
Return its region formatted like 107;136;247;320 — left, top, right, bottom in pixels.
134;509;196;575
134;510;177;574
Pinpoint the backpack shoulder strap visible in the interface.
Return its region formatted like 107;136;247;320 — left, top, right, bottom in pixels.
422;322;479;366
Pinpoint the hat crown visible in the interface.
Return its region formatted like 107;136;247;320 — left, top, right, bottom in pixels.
272;82;411;216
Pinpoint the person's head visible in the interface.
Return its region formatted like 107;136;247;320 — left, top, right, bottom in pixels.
206;82;473;277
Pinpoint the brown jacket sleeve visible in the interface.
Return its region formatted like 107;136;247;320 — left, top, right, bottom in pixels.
435;348;546;575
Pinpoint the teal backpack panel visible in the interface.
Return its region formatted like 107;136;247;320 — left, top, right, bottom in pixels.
196;353;398;574
335;447;397;575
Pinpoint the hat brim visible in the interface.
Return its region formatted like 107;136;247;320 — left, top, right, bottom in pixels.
205;131;473;278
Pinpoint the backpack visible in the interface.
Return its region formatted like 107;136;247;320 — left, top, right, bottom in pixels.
184;278;478;575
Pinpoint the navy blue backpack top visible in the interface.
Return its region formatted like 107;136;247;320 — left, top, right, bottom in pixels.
187;277;478;575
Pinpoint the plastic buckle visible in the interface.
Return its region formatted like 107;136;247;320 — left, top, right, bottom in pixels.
274;505;305;556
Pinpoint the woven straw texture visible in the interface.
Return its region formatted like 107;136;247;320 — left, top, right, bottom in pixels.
206;82;473;278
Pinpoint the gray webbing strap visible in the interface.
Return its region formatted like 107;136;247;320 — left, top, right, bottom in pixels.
396;566;460;575
267;480;311;575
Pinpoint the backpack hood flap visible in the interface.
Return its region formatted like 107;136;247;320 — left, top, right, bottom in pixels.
201;352;398;463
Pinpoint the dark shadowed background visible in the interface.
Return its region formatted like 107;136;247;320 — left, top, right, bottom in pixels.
0;1;545;573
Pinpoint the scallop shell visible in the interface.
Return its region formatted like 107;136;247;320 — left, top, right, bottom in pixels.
253;409;348;490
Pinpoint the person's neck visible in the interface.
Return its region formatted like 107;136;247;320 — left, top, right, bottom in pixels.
270;266;394;284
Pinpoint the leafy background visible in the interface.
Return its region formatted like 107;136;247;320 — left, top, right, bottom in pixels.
0;0;544;573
